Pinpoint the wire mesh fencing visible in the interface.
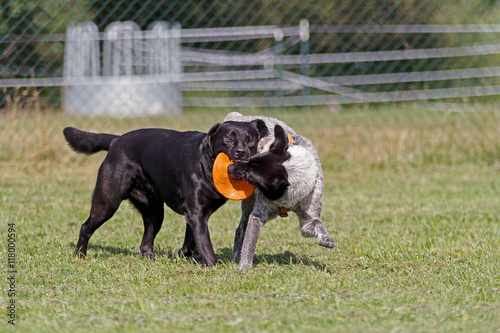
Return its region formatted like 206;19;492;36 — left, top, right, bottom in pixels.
1;0;500;116
1;1;500;203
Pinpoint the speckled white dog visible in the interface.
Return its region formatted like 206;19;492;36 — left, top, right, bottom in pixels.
224;112;335;270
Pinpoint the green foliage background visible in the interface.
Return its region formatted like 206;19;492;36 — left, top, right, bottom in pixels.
1;0;500;108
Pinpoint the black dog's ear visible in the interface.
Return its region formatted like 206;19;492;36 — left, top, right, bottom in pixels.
206;123;221;156
270;125;288;154
251;119;269;139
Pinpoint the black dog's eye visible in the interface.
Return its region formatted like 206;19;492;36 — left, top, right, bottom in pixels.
245;136;255;147
225;135;233;142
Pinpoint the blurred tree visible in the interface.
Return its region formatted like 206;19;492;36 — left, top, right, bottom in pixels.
0;0;93;77
0;0;499;106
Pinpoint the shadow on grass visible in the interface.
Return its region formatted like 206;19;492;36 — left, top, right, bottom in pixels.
216;247;330;272
69;243;330;271
68;243;141;258
68;242;210;261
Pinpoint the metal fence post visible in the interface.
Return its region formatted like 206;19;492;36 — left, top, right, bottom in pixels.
274;28;284;109
300;19;310;109
2;3;500;111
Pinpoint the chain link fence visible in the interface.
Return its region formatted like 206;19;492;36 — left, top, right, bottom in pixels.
1;3;500;269
1;0;500;116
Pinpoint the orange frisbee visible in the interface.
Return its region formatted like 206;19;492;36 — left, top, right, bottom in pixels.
213;153;256;200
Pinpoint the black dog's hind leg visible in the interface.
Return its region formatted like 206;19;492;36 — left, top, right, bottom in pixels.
76;206;119;259
75;191;121;259
75;160;129;258
233;195;256;262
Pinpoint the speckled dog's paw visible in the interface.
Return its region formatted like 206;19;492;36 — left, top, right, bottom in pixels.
317;234;335;248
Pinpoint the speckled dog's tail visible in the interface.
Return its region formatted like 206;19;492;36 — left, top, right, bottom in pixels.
63;127;119;155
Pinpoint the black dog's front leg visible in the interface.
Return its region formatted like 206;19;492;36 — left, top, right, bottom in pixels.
178;223;196;258
184;212;217;267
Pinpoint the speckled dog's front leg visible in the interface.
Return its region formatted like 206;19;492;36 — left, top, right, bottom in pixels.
312;219;335;248
296;201;335;249
233;195;256;262
299;218;335;248
238;214;264;270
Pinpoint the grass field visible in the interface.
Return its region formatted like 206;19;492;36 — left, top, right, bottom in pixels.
1;106;499;332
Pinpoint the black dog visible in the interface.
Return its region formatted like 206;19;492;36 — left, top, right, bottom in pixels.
63;120;267;266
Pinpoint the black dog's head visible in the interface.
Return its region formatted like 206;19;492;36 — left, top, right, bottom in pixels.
228;125;291;200
207;120;268;162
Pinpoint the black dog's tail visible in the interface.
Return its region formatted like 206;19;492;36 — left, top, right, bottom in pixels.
63;127;119;155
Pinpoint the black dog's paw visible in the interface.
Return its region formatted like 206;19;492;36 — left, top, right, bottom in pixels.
141;252;156;260
169;248;194;260
74;247;87;260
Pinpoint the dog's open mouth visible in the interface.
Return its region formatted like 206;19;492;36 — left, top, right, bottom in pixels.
230;158;248;163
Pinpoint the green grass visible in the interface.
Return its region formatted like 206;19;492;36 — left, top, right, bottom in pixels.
1;106;499;332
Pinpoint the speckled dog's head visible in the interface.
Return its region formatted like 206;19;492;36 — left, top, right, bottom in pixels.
228;125;290;200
